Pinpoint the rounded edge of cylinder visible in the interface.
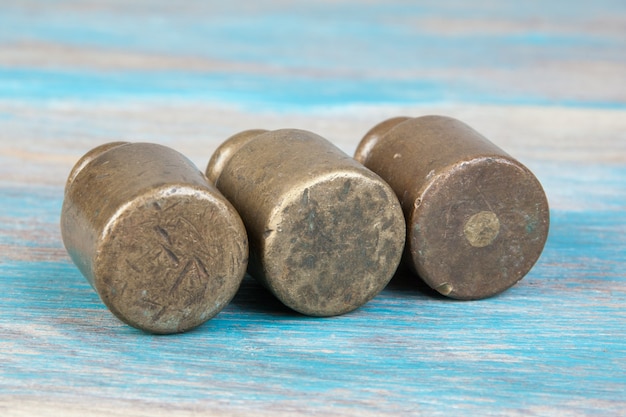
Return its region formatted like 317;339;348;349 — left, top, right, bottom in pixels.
206;129;269;184
61;141;132;289
65;141;130;194
354;116;411;164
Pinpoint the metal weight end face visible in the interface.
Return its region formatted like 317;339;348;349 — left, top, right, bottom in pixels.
410;157;550;300
93;185;248;334
262;172;406;317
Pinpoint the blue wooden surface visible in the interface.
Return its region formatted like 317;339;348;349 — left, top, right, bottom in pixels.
1;1;625;416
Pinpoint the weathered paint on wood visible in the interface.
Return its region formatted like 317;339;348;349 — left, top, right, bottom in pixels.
1;1;625;416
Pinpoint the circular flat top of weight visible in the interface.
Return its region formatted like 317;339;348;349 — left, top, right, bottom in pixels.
262;172;405;316
409;156;549;300
93;185;248;334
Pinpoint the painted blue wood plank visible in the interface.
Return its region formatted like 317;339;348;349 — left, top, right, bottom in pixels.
2;67;625;110
0;1;624;109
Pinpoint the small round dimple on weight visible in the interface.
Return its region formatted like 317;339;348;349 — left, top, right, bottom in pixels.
464;211;500;248
355;115;550;300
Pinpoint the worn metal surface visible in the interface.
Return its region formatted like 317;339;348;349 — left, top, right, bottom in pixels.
2;1;625;416
355;115;550;299
207;129;405;316
60;142;248;333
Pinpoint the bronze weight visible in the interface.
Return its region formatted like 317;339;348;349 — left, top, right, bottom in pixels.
355;116;549;300
61;142;248;333
207;129;406;316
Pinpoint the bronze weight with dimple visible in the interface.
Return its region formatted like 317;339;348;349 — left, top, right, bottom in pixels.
207;129;406;316
355;115;550;300
61;142;248;333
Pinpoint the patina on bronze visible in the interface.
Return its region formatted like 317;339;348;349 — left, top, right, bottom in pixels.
61;142;248;333
355;115;549;300
206;129;405;316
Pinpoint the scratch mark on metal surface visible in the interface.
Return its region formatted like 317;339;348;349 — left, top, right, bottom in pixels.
193;256;210;282
152;306;167;322
474;185;494;212
154;225;171;244
170;260;192;294
160;243;179;265
125;259;141;274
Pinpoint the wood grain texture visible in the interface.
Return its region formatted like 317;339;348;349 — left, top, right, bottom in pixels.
1;0;625;416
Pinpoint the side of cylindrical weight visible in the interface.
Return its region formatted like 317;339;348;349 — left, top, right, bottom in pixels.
61;142;249;333
355;115;550;300
207;129;406;316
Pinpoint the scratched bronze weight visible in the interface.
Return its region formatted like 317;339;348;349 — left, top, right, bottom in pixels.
355;116;549;299
61;142;248;333
206;129;405;316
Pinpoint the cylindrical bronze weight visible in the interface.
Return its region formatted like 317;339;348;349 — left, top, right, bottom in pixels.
61;142;248;333
355;115;549;300
206;129;406;316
